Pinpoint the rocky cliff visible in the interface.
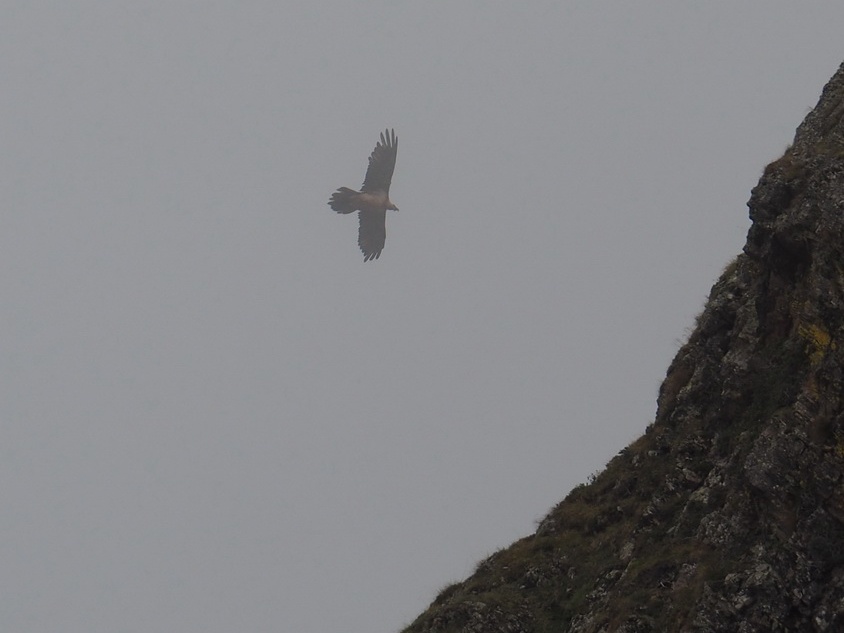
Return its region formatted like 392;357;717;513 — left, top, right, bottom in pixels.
400;62;844;632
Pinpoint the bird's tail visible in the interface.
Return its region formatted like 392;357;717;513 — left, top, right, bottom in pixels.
328;187;358;214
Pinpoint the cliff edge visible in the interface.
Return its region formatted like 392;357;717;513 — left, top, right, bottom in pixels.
401;62;844;632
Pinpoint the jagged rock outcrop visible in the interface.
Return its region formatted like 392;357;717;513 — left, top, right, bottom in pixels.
401;62;844;632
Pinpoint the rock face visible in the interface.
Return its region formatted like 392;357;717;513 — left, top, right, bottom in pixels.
401;62;844;633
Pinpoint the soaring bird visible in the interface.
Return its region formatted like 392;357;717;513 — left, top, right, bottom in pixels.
329;129;399;261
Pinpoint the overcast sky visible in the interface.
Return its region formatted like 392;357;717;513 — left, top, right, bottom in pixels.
2;3;843;632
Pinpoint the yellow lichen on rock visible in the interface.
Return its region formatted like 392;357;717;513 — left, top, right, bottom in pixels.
798;322;834;366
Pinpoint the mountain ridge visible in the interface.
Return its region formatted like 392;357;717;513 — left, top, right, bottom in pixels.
399;61;844;633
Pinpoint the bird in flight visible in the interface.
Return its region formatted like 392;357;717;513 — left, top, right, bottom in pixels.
328;129;399;261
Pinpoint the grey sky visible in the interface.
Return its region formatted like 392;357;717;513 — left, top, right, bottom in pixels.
2;3;843;632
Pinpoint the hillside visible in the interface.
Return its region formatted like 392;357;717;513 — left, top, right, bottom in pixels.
400;62;844;632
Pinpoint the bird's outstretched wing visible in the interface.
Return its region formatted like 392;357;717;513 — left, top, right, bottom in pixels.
361;129;398;195
358;210;387;261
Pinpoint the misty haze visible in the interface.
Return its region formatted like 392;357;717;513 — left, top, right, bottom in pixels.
3;4;844;632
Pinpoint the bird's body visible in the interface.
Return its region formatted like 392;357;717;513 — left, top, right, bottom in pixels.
329;129;399;261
